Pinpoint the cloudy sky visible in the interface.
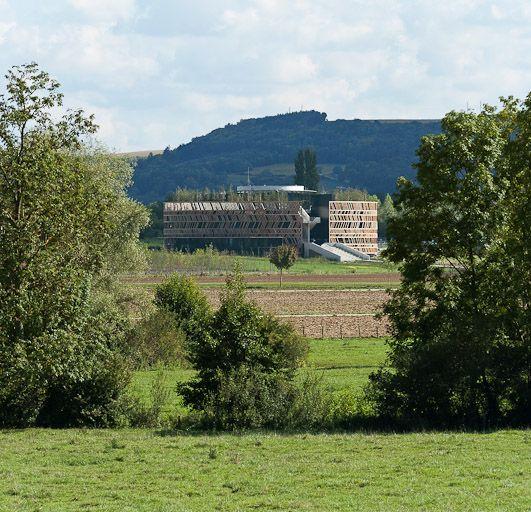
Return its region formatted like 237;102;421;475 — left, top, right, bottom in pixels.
1;0;530;151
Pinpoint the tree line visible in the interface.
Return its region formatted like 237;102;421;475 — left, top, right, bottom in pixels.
1;63;528;430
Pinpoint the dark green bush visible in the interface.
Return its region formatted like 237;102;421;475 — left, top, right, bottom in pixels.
155;268;310;429
178;270;308;415
155;274;212;344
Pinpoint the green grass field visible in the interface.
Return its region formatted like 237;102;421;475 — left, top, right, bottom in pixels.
1;338;529;511
131;338;387;415
1;429;528;511
147;251;397;276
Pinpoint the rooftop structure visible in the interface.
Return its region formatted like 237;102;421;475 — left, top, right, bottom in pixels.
236;185;316;193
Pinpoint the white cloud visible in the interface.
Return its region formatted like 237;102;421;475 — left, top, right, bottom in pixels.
0;0;530;150
69;0;138;22
274;54;318;83
0;22;16;45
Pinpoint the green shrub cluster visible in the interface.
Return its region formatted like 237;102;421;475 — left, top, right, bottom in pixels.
0;64;149;427
156;270;313;429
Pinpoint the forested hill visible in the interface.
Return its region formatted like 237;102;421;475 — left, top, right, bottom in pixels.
130;111;440;203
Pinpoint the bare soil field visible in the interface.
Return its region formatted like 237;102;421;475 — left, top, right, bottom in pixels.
204;289;391;338
204;289;389;315
284;314;390;338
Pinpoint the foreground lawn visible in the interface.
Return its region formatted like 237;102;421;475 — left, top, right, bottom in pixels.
0;429;528;511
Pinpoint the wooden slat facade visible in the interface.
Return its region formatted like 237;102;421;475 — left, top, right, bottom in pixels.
328;201;379;254
163;201;304;248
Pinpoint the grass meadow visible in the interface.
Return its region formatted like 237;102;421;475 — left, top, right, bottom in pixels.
2;343;529;510
1;429;528;511
146;250;397;276
2;281;527;511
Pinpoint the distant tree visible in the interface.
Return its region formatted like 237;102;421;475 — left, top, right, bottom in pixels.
140;201;164;241
367;97;531;428
294;150;306;187
334;187;378;201
294;148;320;191
377;194;396;239
269;245;298;287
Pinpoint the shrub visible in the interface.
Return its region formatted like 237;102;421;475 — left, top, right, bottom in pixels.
179;272;308;428
201;367;295;430
155;274;212;343
127;310;187;369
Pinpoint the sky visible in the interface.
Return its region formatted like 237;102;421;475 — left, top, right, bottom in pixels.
1;0;530;152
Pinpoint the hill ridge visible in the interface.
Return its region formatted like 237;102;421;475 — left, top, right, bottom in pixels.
130;111;441;203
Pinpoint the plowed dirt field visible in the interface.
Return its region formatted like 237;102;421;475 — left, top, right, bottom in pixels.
204;289;389;315
204;289;390;338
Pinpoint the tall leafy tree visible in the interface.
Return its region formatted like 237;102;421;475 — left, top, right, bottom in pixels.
294;148;320;190
0;63;148;426
368;96;531;428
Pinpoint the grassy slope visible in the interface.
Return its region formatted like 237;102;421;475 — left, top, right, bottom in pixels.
1;430;528;511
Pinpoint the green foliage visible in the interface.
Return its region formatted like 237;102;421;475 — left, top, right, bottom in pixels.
131;111;441;203
166;186;289;203
0;63;149;427
368;96;531;428
172;268;308;427
333;187;378;201
154;273;212;342
269;245;298;287
378;193;396;239
126;310;187;369
294;148;320;191
140;201;163;241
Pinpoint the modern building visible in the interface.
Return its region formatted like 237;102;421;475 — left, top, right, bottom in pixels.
328;201;379;255
163;189;378;259
163;201;315;254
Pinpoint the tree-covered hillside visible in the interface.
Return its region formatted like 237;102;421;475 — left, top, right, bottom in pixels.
131;111;440;203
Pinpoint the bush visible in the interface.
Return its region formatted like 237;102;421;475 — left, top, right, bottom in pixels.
178;269;308;415
37;301;135;428
199;370;371;431
36;352;131;428
127;310;187;369
201;367;295;430
156;268;310;429
155;274;212;343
